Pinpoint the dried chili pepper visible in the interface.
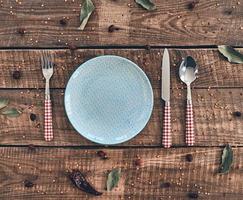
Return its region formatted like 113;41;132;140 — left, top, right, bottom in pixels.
12;70;21;79
17;28;25;36
144;45;151;51
233;111;241;117
108;25;120;32
160;182;171;188
28;144;36;152
30;113;37;121
68;44;78;51
97;150;108;160
69;170;102;196
134;158;142;167
185;154;193;162
24;180;34;188
187;1;198;10
188;192;199;199
59;19;68;26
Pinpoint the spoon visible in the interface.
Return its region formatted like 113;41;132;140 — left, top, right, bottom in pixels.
179;56;198;146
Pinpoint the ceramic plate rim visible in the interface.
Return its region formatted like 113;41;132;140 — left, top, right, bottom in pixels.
64;55;154;145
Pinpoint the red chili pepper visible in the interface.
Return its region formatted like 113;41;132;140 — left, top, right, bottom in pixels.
69;170;102;196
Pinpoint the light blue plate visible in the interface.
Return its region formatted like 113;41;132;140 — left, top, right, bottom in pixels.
64;55;153;145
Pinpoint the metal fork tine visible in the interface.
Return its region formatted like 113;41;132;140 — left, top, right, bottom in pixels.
47;51;52;69
50;53;54;68
47;51;51;69
44;51;49;69
42;51;46;69
41;52;45;69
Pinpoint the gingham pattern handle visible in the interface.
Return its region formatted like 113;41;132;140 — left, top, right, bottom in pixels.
162;103;172;148
186;102;194;146
44;99;53;141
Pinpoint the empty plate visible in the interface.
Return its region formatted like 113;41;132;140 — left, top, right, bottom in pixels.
64;55;153;145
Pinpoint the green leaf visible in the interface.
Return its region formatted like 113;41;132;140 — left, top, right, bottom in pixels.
0;98;9;110
79;0;95;30
218;45;243;64
106;168;121;191
1;108;22;117
219;144;233;174
135;0;156;11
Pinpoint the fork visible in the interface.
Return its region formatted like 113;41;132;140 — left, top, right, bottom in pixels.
41;51;54;141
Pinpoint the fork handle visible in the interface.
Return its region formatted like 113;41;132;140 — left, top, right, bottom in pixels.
44;99;53;141
162;102;172;148
186;101;194;146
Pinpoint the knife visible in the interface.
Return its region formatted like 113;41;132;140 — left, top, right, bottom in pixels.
161;48;172;148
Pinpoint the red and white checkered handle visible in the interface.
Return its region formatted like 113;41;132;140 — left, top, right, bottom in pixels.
162;102;172;148
186;102;194;146
44;99;53;141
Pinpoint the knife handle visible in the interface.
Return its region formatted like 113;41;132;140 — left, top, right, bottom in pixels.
186;101;194;146
162;102;172;148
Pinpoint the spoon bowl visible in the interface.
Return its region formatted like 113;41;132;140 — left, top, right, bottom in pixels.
179;56;198;85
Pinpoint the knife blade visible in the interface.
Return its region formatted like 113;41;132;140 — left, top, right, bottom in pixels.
161;48;170;102
161;48;172;148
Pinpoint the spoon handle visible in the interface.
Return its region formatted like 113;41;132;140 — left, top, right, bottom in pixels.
162;102;172;148
186;101;195;146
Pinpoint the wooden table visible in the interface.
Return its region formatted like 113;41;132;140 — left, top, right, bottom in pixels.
0;0;242;199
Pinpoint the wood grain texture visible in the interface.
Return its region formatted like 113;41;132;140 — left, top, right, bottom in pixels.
0;0;243;47
0;87;242;146
0;49;243;89
0;147;242;199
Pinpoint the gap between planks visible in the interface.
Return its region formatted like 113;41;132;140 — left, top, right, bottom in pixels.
0;145;242;149
0;46;242;50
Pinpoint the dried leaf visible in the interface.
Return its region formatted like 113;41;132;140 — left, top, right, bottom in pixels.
79;0;95;30
218;45;243;64
0;98;9;110
135;0;156;11
219;144;233;174
107;168;121;191
1;108;22;117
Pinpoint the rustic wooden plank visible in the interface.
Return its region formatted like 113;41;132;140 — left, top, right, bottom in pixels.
0;49;243;89
0;0;243;47
0;147;242;199
0;87;242;146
